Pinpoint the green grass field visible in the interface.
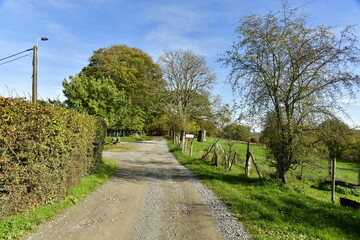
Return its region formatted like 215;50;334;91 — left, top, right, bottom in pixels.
170;138;360;240
184;138;359;185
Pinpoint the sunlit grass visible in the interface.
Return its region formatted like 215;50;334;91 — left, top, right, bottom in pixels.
169;139;360;240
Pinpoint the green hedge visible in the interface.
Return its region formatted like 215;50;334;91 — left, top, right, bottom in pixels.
0;97;106;219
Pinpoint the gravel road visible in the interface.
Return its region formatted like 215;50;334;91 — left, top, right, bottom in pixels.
22;137;250;240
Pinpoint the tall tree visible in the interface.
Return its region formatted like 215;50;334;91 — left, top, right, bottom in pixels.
318;118;353;160
222;123;252;141
318;118;357;179
220;3;360;182
62;75;143;130
159;50;216;150
80;44;165;129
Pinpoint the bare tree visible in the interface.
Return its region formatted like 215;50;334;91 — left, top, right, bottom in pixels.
159;50;216;151
219;3;360;182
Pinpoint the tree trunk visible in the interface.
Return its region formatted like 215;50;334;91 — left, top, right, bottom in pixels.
175;134;181;147
299;165;304;181
181;130;186;153
277;161;287;183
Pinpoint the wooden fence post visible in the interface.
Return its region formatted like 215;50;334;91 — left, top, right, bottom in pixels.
245;141;251;177
212;144;219;167
202;138;220;160
331;157;336;203
328;158;332;180
190;140;194;157
250;150;263;178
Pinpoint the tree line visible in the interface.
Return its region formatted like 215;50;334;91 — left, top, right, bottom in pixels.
55;2;359;183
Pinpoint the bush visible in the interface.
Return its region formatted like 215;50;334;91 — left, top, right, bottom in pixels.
222;123;252;141
0;97;106;219
312;181;360;197
250;136;258;143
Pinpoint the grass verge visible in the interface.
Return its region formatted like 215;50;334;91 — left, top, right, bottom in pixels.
168;140;360;240
0;157;119;240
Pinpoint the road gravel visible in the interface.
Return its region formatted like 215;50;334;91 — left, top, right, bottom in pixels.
22;137;250;240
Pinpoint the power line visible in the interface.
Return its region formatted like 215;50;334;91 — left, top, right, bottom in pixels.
0;53;33;66
0;48;33;62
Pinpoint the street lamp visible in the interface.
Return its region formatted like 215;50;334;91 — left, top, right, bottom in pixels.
32;37;48;104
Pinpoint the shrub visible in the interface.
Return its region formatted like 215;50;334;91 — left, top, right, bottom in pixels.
250;136;258;143
312;181;360;197
0;97;105;219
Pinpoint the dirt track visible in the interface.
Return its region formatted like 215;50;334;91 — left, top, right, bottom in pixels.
22;137;248;240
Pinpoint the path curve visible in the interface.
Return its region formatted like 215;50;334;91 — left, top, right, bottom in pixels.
22;137;249;240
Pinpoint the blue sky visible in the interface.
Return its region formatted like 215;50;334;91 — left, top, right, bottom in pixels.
0;0;360;128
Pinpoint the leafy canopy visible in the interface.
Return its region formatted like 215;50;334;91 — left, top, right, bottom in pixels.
63;45;166;131
80;45;165;118
220;3;360;182
159;49;216;133
63;75;131;130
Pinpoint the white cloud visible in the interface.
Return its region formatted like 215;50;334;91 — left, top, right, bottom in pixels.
143;3;226;59
144;4;205;53
147;5;207;33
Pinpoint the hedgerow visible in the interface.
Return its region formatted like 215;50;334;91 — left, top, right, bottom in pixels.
0;97;106;219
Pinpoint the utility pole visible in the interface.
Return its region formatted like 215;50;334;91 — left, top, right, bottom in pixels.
32;37;48;104
32;45;38;104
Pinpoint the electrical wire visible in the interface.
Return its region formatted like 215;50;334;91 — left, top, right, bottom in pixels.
0;48;33;62
0;53;33;66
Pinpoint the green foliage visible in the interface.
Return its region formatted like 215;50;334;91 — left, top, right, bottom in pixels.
79;44;166;130
250;136;258;143
336;186;360;197
159;50;216;135
37;98;66;108
220;3;360;182
168;140;360;240
317;118;354;159
0;157;118;240
0;97;106;219
313;182;360;197
336;129;360;162
222;123;252;141
62;75;139;130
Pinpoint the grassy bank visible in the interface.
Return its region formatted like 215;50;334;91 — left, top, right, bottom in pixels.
0;158;119;240
169;139;360;240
